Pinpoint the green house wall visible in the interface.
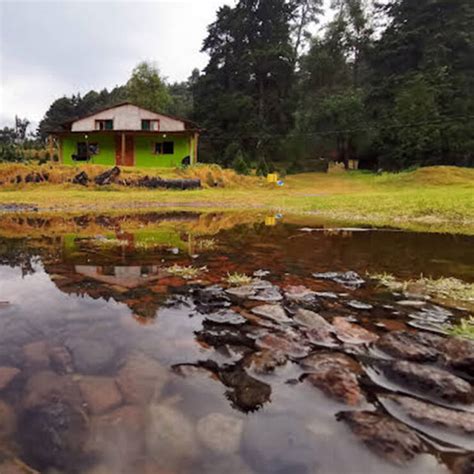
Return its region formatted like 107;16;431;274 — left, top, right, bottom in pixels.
62;133;116;166
134;135;190;168
60;133;194;168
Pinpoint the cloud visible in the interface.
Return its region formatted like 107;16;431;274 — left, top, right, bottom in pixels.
0;0;230;126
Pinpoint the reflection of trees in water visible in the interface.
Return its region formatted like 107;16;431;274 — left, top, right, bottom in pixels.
0;238;38;276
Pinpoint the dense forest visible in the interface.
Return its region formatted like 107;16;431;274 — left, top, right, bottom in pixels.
5;0;474;171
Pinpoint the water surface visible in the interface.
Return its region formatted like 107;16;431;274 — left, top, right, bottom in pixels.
0;211;472;473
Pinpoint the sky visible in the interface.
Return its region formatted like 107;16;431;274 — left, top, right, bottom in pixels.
0;0;233;128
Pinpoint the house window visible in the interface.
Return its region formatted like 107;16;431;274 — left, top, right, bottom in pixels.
95;119;113;130
142;119;160;131
154;141;174;155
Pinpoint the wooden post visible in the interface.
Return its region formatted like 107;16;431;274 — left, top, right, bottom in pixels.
193;132;199;164
121;133;125;166
58;136;63;163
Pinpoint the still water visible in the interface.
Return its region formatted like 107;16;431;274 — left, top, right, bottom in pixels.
0;211;472;474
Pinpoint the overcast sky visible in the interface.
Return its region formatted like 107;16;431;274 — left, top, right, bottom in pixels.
0;0;233;128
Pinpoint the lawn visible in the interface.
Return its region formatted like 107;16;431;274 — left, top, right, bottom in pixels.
0;164;473;234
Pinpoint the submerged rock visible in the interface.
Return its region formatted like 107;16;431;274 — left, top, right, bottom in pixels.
438;336;474;376
313;271;365;288
200;455;254;474
86;404;145;468
301;352;364;405
375;330;442;362
204;309;246;325
226;280;282;303
409;305;452;324
22;370;82;410
193;285;231;311
226;285;257;299
116;352;169;405
339;410;424;465
196;412;243;454
79;376;122;415
382;360;473;404
49;345;74;374
244;350;287;374
18;400;88;471
251;304;291;324
242;414;315;474
293;309;338;347
284;285;316;302
66;337;120;375
347;300;373;310
293;308;330;330
22;341;49;368
249;286;283;303
0;458;39;474
256;333;310;358
453;454;474;474
332;317;378;345
0;366;20;391
219;367;271;412
146;402;198;469
379;394;474;451
0;399;16;437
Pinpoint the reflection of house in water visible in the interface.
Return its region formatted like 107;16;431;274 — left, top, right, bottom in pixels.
74;265;167;289
49;262;171;321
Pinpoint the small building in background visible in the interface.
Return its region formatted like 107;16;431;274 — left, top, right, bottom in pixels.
51;102;200;167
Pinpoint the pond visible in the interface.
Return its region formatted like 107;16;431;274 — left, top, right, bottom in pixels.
0;211;472;474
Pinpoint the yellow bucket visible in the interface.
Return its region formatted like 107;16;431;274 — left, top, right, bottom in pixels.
265;216;276;226
267;173;278;183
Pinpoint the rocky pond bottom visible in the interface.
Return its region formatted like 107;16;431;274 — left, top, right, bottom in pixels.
0;211;472;474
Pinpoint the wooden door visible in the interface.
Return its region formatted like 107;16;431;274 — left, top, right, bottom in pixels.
124;135;134;166
115;135;123;165
115;135;134;166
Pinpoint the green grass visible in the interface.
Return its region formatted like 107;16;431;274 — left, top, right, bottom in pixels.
0;165;473;234
167;264;204;279
226;272;253;286
447;317;474;340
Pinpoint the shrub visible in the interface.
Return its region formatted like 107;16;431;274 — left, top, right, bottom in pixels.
232;151;250;175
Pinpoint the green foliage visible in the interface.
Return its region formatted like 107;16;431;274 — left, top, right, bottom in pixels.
226;272;253;286
447;317;474;340
0;125;27;163
126;61;172;114
194;0;295;164
232;152;251;175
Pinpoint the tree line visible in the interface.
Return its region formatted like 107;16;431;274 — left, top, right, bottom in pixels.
4;0;473;171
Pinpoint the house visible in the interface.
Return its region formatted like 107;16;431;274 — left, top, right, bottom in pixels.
51;102;200;167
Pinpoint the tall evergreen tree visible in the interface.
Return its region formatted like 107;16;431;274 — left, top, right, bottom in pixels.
369;0;474;168
195;0;295;165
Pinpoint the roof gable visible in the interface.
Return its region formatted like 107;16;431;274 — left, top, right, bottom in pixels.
69;102;197;132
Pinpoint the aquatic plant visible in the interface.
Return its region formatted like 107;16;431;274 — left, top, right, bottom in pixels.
417;276;474;302
196;238;217;251
447;316;474;340
368;273;474;303
226;272;253;286
167;264;203;279
367;272;406;291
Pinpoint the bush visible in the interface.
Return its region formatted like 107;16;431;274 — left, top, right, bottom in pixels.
256;158;271;176
232;152;250;175
0;145;25;163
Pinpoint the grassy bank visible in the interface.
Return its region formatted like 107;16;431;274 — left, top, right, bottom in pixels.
0;164;473;234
